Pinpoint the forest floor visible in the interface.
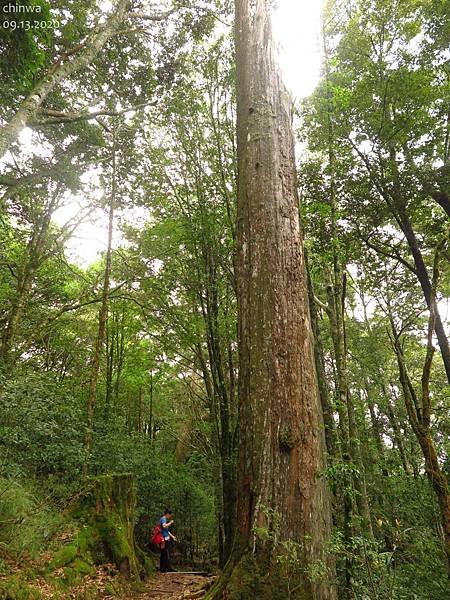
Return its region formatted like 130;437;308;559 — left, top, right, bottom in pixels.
0;557;217;600
122;572;216;600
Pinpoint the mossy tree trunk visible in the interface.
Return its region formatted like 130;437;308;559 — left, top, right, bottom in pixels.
51;474;151;582
77;474;142;578
210;1;336;598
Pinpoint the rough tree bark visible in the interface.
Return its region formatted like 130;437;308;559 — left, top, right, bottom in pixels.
209;1;336;598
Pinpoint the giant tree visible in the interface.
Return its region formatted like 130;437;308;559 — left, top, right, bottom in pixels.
211;1;336;597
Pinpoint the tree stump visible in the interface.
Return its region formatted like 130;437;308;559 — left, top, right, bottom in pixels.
49;473;152;582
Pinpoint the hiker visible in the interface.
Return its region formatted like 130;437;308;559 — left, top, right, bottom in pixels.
159;508;177;573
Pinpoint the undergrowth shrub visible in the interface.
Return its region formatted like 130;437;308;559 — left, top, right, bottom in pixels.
0;478;65;560
0;372;84;479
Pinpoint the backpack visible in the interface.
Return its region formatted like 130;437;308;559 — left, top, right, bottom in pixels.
151;523;164;546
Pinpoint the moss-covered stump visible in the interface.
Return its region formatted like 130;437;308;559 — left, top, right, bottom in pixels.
49;473;152;583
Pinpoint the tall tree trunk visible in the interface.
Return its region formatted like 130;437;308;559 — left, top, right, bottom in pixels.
325;277;373;538
148;370;154;442
196;239;237;565
212;2;336;597
195;341;231;568
83;135;116;476
204;278;236;564
104;319;114;419
137;386;143;434
383;147;450;383
113;311;125;405
306;258;339;459
364;385;389;477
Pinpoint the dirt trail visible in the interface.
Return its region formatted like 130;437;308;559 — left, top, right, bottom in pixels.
129;573;216;600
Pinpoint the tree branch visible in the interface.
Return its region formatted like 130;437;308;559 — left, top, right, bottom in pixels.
362;232;417;274
33;101;156;126
313;295;331;316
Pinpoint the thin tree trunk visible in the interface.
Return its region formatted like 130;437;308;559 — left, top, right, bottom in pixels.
389;292;450;575
148;370;154;442
137;386;143;433
357;143;450;382
384;384;412;476
0;193;58;368
365;386;389;477
113;317;125;406
393;336;450;575
83;135;116;476
195;341;227;565
395;202;450;384
104;319;114;419
306;258;338;459
196;242;237;565
326;278;373;536
323;20;372;557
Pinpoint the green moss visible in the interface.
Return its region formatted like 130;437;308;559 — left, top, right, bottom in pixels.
71;559;95;577
135;545;155;578
47;525;98;576
49;557;95;588
61;567;79;587
48;474;146;582
226;554;266;599
0;560;10;576
49;543;79;570
279;425;296;452
206;551;310;600
0;575;43;600
103;581;121;596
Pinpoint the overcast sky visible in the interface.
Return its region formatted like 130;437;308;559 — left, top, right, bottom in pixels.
273;0;323;99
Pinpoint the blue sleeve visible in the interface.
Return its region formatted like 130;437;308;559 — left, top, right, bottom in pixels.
160;517;167;528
